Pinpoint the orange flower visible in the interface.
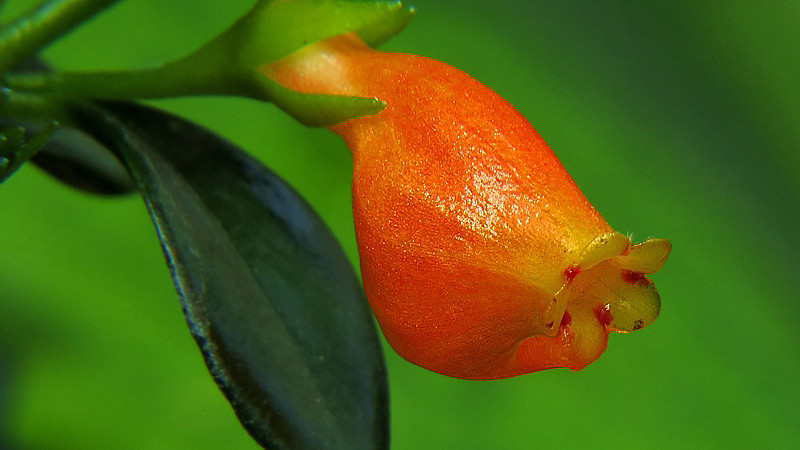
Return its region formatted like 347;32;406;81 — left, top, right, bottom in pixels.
264;33;670;379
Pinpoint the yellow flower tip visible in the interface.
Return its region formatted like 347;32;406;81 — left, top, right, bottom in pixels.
619;238;672;273
560;233;671;335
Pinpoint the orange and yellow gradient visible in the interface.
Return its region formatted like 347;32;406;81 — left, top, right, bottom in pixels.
264;33;670;379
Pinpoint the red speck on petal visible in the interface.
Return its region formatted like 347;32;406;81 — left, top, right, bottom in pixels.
594;304;613;327
621;269;648;285
561;311;572;328
564;265;581;282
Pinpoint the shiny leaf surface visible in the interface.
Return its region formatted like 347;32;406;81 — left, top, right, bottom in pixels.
32;126;135;195
70;101;388;450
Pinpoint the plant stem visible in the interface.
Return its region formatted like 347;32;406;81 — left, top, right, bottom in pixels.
3;59;249;101
0;0;121;74
0;87;69;124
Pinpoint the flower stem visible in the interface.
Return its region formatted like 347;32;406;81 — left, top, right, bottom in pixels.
0;86;69;124
0;0;121;74
3;55;249;101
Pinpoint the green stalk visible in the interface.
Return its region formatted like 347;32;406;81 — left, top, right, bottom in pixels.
3;51;249;101
0;87;69;124
0;0;121;74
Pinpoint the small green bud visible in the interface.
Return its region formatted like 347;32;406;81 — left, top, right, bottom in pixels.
0;122;57;183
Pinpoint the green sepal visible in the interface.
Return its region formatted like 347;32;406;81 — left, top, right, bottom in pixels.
214;0;414;71
357;1;415;47
249;74;385;127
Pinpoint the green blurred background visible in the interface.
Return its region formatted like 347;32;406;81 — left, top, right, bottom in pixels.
2;0;799;448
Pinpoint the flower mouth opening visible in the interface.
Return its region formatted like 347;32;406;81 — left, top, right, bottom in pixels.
546;232;671;335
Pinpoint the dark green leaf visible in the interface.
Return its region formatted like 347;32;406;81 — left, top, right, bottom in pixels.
70;101;389;449
32;126;135;195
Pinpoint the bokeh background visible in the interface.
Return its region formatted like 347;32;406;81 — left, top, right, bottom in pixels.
2;0;799;448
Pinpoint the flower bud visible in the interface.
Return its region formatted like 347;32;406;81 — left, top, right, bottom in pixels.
264;33;671;379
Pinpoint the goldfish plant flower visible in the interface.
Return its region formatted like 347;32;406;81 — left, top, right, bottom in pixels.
264;32;671;379
2;0;670;380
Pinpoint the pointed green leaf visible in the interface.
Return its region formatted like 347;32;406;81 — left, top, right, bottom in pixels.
70;101;389;449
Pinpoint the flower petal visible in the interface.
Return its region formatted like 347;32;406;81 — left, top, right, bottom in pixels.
571;260;661;333
617;238;672;274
